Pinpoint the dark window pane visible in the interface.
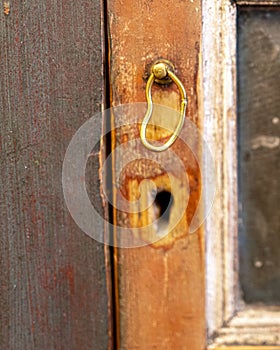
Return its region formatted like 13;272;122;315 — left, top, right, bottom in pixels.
237;0;280;3
237;7;280;304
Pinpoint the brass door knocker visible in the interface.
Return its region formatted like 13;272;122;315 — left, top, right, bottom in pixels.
140;60;188;152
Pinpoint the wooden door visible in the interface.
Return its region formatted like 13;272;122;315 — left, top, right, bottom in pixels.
0;1;112;349
1;0;205;348
2;1;279;350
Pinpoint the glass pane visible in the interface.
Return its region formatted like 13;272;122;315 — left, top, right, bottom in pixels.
239;0;280;3
237;7;280;304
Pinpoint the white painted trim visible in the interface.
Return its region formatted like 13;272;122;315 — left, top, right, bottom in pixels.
202;0;280;347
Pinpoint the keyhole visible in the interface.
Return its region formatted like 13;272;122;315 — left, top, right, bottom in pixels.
153;190;174;233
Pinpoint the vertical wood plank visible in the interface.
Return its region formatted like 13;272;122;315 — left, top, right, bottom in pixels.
0;1;112;349
108;0;205;348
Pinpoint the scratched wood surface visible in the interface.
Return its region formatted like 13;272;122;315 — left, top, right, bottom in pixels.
108;0;204;348
0;1;111;349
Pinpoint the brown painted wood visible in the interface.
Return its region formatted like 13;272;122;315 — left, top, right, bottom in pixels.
0;1;112;349
108;0;204;348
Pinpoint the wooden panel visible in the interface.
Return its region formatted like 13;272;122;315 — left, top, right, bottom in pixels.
0;1;111;349
108;0;204;348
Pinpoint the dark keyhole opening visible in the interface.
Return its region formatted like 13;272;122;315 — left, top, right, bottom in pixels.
154;190;174;224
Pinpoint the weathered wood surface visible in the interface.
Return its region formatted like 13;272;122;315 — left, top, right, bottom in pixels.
108;0;205;348
0;1;111;349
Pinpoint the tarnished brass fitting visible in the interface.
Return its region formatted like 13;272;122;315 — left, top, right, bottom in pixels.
152;63;167;80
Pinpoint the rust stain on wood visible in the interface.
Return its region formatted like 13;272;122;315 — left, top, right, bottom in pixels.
108;0;204;348
3;1;10;16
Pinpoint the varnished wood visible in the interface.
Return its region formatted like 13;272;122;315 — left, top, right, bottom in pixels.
0;1;112;349
108;0;204;348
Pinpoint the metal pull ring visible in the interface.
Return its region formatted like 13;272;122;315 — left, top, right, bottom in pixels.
140;61;188;152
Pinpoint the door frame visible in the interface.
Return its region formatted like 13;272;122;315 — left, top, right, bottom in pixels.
202;0;280;347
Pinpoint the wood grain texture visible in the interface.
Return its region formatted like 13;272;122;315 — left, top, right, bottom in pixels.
0;1;112;349
108;0;204;348
202;0;239;340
